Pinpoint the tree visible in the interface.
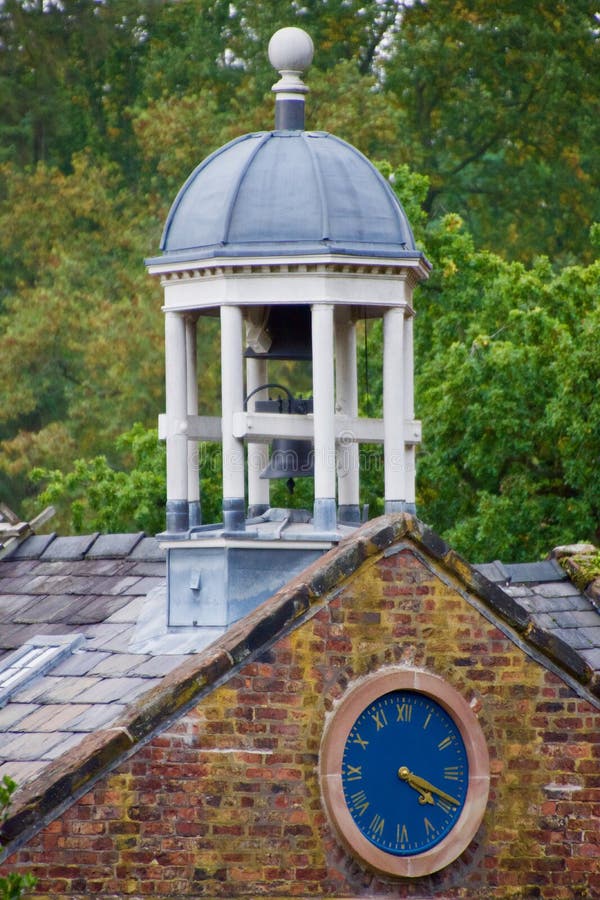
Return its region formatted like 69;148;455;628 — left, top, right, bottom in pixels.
29;425;228;534
413;208;600;561
0;0;165;175
30;423;168;534
383;0;600;263
0;154;167;508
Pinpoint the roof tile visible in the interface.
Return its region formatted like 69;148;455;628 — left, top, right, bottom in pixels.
65;558;133;577
504;560;566;583
44;732;88;759
86;533;145;559
129;561;168;577
0;703;39;729
87;653;148;677
0;730;75;761
0;760;48;783
51;650;111;677
0;595;39;623
579;646;600;669
7;535;57;560
75;676;154;704
105;595;146;624
550;628;594;650
130;537;165;561
536;581;583;598
27;561;75;576
99;575;145;596
14;675;101;704
16;703;92;732
11;594;88;625
80;623;136;652
129;576;165;595
64;595;133;626
41;535;100;561
1;623;75;650
131;655;189;677
68;703;127;732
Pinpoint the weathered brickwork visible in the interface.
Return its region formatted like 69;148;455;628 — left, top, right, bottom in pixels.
4;546;600;899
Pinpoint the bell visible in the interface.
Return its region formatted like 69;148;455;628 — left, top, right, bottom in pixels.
245;305;312;360
260;438;315;492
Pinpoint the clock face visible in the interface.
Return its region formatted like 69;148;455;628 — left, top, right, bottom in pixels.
320;669;490;878
342;689;468;856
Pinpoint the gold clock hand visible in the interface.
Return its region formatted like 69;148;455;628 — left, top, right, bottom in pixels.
397;766;434;805
398;767;460;807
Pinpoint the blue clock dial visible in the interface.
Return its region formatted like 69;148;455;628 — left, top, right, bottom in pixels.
341;689;468;856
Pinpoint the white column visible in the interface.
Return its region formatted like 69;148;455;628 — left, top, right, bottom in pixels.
335;307;360;524
403;310;416;511
164;311;189;533
312;303;337;531
185;316;201;527
220;304;246;531
246;356;270;515
383;306;406;512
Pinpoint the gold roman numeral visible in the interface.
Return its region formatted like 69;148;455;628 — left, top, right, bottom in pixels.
350;790;369;816
352;732;368;750
438;736;453;751
444;766;460;780
397;823;408;844
396;702;412;723
424;816;436;837
346;764;362;781
371;708;388;730
369;813;385;837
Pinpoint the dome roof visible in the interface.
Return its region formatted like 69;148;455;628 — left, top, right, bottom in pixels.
157;130;418;263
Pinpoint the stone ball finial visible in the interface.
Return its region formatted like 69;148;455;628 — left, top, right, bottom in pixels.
268;27;314;75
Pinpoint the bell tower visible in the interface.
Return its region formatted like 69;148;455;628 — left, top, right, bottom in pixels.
146;28;430;645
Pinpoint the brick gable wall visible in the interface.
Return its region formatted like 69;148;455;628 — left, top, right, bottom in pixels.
4;547;599;899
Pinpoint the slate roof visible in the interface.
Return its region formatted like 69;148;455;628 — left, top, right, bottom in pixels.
0;532;191;787
151;131;424;264
0;516;599;854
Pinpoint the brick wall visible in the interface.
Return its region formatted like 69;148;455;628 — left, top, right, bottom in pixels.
4;547;600;899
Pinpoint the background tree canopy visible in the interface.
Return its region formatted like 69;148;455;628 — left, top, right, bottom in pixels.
0;0;598;561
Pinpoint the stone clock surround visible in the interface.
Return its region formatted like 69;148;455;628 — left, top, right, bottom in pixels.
319;668;490;878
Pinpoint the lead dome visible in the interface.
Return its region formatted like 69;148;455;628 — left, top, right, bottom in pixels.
159;130;417;262
157;26;418;264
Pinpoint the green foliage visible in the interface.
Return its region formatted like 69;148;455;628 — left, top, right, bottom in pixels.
0;1;598;561
384;0;599;263
0;776;36;900
30;424;167;534
0;153;166;507
0;0;164;176
413;211;600;561
29;425;227;535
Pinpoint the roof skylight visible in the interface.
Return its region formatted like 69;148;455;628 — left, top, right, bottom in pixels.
0;634;85;708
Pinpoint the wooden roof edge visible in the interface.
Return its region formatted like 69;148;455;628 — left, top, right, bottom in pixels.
0;505;55;560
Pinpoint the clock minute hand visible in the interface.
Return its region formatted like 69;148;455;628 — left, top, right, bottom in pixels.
398;767;460;807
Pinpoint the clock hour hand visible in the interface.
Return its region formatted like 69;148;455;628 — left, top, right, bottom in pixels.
398;766;460;807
